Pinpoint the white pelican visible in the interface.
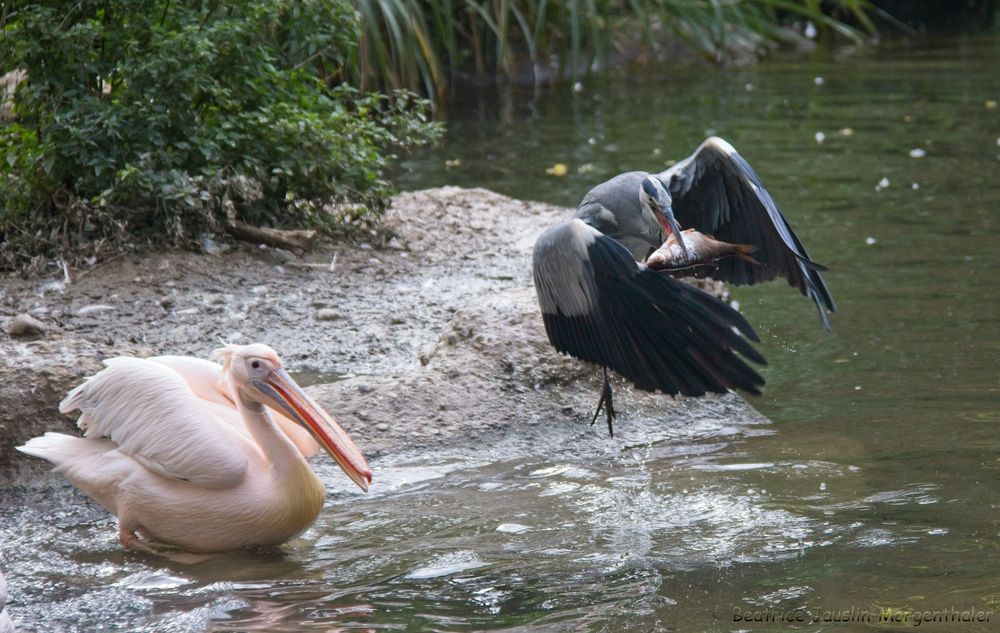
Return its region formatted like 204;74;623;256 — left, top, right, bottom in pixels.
0;565;14;633
18;344;371;554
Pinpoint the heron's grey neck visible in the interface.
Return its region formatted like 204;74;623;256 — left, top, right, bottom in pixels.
638;198;666;240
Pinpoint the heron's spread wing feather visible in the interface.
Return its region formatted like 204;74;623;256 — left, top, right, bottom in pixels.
533;220;765;397
533;219;601;317
660;137;835;329
59;357;249;489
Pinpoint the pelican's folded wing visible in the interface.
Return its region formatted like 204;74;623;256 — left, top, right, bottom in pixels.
532;219;766;397
59;357;248;489
149;355;321;458
148;355;235;406
659;137;835;329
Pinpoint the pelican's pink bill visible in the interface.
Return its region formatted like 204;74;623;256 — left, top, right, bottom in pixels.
255;369;372;492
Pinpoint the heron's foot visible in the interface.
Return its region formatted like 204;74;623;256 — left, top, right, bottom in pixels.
589;368;617;437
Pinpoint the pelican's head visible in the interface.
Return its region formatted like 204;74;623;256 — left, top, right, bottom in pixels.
639;175;687;258
214;343;372;492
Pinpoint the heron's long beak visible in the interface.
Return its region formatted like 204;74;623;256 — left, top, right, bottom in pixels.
254;368;372;492
653;197;688;259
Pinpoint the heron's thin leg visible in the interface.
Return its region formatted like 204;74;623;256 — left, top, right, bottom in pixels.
589;367;616;437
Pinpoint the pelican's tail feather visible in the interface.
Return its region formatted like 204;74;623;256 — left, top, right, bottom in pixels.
16;432;92;465
17;433;126;514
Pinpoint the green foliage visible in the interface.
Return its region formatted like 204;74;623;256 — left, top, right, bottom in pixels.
0;0;441;271
351;0;883;99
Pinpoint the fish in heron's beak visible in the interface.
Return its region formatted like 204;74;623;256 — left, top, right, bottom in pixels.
646;229;760;271
252;368;372;492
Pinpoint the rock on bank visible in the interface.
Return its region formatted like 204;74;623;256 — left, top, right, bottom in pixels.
0;187;766;481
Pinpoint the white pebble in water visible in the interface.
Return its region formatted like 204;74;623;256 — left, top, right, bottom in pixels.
814;76;825;86
875;176;890;191
76;304;115;316
909;148;926;158
814;131;826;144
405;552;487;580
745;82;754;91
805;21;818;39
39;280;65;294
865;237;877;245
912;183;920;190
119;571;190;590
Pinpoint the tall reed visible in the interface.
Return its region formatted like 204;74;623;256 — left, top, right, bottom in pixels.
349;0;883;103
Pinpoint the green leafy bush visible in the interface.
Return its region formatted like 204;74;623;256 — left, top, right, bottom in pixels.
0;0;441;271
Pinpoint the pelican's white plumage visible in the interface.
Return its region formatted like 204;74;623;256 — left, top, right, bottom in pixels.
18;344;370;554
0;565;12;633
60;357;250;489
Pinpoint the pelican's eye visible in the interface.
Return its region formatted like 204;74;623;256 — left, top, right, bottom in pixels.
246;357;272;377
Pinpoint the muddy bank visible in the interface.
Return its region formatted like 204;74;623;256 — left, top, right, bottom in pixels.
0;340;141;482
0;187;764;480
308;286;762;460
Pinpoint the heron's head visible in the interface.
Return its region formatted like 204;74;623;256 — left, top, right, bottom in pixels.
212;343;372;492
639;175;687;258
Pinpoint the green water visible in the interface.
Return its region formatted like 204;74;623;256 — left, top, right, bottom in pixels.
4;33;1000;632
397;31;1000;628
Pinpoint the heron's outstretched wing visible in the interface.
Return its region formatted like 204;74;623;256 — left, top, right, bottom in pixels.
659;137;835;329
532;219;766;397
58;357;249;489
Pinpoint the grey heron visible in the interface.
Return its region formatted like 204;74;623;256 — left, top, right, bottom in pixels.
532;137;834;435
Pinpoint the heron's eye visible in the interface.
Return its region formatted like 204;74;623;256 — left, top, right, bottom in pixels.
641;178;660;199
